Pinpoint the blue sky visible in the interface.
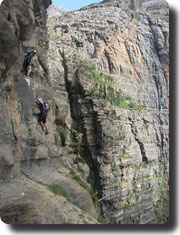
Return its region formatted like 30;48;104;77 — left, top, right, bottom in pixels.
52;0;102;11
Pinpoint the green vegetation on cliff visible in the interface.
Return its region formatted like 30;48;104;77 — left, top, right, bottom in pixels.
48;184;71;201
80;60;143;110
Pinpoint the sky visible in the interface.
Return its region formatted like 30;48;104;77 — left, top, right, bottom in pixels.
52;0;102;11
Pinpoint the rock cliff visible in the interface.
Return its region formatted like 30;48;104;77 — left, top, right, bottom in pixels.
0;0;169;224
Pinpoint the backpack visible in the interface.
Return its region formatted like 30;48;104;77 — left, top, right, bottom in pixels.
24;48;30;56
24;49;31;59
43;102;50;113
23;50;31;68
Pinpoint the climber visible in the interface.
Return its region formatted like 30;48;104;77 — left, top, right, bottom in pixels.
36;96;49;135
23;49;37;77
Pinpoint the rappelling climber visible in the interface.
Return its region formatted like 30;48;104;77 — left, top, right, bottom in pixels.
23;49;37;77
36;95;50;135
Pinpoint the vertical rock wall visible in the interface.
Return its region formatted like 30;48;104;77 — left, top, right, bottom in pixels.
0;0;98;224
47;0;169;224
0;0;169;224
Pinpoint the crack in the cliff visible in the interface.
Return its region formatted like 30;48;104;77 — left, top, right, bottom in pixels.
147;16;167;111
60;50;103;199
129;120;148;163
147;17;169;165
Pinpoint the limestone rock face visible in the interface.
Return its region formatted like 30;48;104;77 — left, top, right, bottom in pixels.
0;0;169;224
47;5;68;18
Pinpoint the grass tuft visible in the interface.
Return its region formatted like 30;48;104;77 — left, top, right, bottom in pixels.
48;184;71;201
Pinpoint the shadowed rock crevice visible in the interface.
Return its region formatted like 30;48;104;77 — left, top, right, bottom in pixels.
60;51;103;199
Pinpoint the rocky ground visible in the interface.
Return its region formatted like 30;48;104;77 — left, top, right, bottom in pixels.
0;0;169;224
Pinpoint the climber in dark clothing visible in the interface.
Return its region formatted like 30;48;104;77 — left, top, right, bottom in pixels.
36;96;49;135
23;49;37;77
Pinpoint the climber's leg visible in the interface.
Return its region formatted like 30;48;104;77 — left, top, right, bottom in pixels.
26;65;32;76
